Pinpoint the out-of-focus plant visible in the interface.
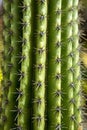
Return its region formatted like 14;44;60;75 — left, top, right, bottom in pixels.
0;69;3;82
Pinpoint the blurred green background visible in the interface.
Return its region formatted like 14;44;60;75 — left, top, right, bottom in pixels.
0;16;3;104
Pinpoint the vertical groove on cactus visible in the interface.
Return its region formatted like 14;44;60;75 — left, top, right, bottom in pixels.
30;1;37;129
0;0;11;129
32;1;47;130
61;1;74;130
17;1;33;130
72;0;81;129
47;0;61;129
4;0;21;129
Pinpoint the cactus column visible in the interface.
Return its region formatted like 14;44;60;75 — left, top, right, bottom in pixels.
47;0;61;129
17;0;33;130
0;0;82;130
3;0;21;129
32;1;47;130
61;1;74;130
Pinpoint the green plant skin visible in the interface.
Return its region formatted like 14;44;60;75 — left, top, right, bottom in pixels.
1;1;82;130
73;0;81;129
47;0;61;129
33;1;47;130
17;1;33;130
4;0;21;129
61;1;74;130
0;1;11;129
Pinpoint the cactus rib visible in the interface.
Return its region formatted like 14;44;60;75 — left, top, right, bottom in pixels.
61;1;74;130
47;0;61;129
32;1;47;130
4;0;21;129
17;0;33;129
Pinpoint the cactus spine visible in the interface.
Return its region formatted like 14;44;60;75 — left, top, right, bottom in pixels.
47;0;61;129
0;0;82;130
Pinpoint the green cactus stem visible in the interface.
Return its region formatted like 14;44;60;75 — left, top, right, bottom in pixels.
32;1;47;130
47;0;61;129
17;1;33;129
0;1;82;130
72;0;82;129
4;0;21;129
61;1;74;130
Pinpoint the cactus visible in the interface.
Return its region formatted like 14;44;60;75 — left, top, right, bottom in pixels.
2;0;21;129
0;0;82;130
17;1;33;130
47;0;61;129
32;1;47;130
72;0;81;129
61;1;75;130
